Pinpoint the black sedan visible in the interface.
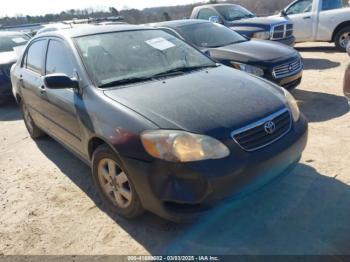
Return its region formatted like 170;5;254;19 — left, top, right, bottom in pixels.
11;25;308;222
0;31;30;103
153;20;303;90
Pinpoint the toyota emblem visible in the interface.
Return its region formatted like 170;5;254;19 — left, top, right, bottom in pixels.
264;121;276;135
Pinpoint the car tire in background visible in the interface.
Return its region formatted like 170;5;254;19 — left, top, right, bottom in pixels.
92;144;144;218
334;26;350;52
21;101;45;139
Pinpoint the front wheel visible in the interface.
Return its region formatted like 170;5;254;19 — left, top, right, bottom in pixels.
335;26;350;52
92;145;144;219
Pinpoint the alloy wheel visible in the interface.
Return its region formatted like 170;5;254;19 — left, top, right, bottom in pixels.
97;158;132;208
339;32;350;49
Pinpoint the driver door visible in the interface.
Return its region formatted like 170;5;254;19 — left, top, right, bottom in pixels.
285;0;314;42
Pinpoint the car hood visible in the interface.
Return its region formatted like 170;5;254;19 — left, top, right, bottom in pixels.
0;51;17;65
229;16;288;26
208;40;297;64
103;66;287;138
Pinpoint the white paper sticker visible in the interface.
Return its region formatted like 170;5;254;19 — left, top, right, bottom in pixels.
12;37;27;44
145;37;175;51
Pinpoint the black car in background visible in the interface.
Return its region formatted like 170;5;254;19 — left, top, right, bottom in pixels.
190;4;295;46
154;20;303;90
11;25;308;222
0;31;30;103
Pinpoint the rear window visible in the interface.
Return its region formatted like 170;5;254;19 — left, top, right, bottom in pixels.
322;0;349;10
0;34;30;53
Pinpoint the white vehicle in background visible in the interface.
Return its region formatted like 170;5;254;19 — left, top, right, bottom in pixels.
277;0;350;51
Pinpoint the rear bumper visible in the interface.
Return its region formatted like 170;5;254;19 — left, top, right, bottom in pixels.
272;35;295;47
121;115;308;222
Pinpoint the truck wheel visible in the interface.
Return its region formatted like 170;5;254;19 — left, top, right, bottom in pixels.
21;101;45;139
335;26;350;52
92;144;144;219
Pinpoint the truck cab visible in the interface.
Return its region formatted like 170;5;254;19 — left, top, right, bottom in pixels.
191;4;295;46
278;0;350;51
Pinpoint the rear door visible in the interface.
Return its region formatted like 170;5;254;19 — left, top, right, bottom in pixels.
41;38;83;152
20;39;48;128
284;0;314;42
317;0;348;41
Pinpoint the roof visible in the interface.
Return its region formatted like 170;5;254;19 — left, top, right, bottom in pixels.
37;24;154;39
152;19;209;29
194;3;239;8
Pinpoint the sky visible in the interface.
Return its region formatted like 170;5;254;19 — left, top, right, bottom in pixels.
0;0;206;17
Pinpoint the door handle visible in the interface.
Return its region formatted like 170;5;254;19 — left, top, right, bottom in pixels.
303;16;311;19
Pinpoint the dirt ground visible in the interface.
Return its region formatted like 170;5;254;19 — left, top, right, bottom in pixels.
0;42;350;255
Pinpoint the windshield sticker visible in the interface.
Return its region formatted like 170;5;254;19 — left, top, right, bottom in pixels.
145;37;175;51
12;37;27;44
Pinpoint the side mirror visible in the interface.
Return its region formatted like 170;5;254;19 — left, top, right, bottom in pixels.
281;10;287;16
44;74;79;89
209;16;223;24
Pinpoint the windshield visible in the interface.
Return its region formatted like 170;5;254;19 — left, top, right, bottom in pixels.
216;5;256;21
75;30;216;87
178;22;247;48
0;34;30;53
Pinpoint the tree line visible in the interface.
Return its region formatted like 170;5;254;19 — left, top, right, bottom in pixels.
0;0;294;27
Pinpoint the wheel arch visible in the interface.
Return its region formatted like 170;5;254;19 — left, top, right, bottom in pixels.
332;21;350;42
88;136;117;160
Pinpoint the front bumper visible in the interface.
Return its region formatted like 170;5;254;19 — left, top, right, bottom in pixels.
121;115;308;222
272;35;295;47
0;78;13;103
271;69;303;91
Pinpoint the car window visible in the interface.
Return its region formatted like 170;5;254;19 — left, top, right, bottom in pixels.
215;5;255;21
286;0;313;15
178;22;247;48
321;0;347;11
0;34;30;53
197;8;218;20
26;40;47;74
46;40;74;77
75;29;215;88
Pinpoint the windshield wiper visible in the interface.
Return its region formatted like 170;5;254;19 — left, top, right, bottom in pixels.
98;65;218;88
99;76;154;88
150;64;218;78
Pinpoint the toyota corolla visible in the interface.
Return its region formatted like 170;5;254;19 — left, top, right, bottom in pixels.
11;25;308;222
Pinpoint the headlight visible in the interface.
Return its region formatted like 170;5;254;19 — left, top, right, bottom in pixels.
253;31;270;40
231;62;264;77
141;130;230;162
284;90;300;122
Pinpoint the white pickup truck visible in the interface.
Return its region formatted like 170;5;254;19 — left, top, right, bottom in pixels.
276;0;350;51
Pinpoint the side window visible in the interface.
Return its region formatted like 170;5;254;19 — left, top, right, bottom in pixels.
322;0;345;11
286;0;313;15
45;40;74;78
197;8;218;20
26;40;47;74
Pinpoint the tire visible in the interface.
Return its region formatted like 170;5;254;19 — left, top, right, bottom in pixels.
20;101;45;139
334;26;350;52
92;144;144;219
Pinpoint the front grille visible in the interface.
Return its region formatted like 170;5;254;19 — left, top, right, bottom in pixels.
273;58;303;79
231;108;292;151
271;23;293;40
0;64;13;80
